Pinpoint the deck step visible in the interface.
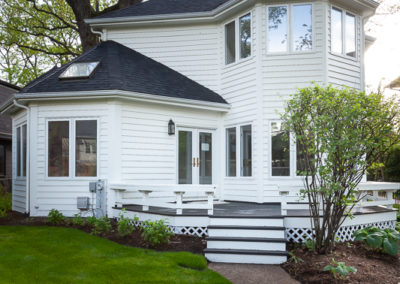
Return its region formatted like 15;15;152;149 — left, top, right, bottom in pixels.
208;225;285;238
206;238;286;251
209;216;283;226
204;248;288;264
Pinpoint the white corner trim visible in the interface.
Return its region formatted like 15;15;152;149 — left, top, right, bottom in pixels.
12;90;231;112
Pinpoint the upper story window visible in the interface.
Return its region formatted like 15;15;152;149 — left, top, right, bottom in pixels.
225;13;252;65
331;7;357;58
268;4;312;53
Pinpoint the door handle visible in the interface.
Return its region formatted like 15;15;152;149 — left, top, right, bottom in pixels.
192;158;196;167
196;157;199;167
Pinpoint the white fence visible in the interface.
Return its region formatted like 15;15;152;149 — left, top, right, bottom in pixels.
110;184;216;215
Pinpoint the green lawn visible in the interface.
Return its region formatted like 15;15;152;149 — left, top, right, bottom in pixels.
0;226;229;284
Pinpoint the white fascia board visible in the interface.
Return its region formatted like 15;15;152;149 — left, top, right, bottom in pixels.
9;90;231;113
85;0;252;27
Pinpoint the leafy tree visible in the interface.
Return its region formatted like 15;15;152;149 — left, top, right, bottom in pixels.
281;85;399;254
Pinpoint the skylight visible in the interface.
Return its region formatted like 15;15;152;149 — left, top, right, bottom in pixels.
59;61;100;79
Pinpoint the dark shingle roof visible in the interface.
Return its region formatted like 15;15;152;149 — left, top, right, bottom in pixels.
95;0;231;19
0;81;19;138
21;40;227;104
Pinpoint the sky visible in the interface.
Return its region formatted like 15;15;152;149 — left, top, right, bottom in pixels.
365;0;400;96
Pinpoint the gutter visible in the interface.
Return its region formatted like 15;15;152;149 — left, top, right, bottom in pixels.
12;100;30;215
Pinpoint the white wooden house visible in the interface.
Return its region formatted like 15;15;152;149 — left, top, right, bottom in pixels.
1;0;399;264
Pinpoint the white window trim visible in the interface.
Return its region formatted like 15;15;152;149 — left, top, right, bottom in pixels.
45;117;99;180
330;5;358;60
224;11;253;66
224;123;253;179
266;3;314;54
15;123;27;180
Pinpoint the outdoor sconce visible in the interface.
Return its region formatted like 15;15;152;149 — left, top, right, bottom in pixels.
168;119;175;135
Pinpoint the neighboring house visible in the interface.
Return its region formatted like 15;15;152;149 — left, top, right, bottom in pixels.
1;0;399;264
0;80;20;191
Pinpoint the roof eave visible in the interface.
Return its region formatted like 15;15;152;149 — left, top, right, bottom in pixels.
3;90;230;113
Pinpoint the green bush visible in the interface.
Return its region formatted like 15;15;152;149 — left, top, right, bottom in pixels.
72;214;86;226
47;209;65;225
86;216;97;226
141;219;174;247
91;217;111;236
302;239;316;251
117;209;138;237
323;259;357;279
353;226;400;256
0;185;11;218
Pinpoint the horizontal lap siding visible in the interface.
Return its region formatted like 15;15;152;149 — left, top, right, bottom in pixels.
262;2;326;200
107;25;220;93
221;9;259;201
30;101;111;216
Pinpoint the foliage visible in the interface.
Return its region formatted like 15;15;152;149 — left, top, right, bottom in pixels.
117;209;138;237
71;214;86;226
354;226;400;256
0;226;229;283
86;215;97;226
91;216;112;236
0;185;11;218
368;142;400;182
281;84;400;253
323;259;357;279
47;209;65;225
288;252;304;264
303;239;316;251
141;219;174;247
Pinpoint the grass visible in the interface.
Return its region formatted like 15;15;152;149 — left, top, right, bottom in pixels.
0;226;229;284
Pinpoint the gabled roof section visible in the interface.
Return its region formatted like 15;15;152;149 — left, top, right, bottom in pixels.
20;40;227;105
95;0;231;19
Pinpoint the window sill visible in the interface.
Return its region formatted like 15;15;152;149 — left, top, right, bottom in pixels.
224;176;255;180
329;52;359;63
265;50;318;56
45;177;98;182
223;55;254;69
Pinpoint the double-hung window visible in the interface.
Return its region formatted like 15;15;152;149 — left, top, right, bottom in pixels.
48;119;97;177
225;13;252;65
267;4;313;53
331;7;357;58
226;125;252;177
16;124;27;178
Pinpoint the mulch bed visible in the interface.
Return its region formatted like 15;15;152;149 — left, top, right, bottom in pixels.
0;211;206;254
282;242;400;284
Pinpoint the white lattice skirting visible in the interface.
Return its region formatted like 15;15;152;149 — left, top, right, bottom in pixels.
286;220;397;243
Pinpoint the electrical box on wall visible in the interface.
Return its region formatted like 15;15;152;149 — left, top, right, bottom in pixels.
89;182;97;193
77;197;90;210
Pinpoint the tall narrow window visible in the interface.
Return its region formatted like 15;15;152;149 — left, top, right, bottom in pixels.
225;21;236;64
16;127;21;177
240;125;252;177
226;128;236;176
48;121;69;177
178;131;192;184
76;120;97;177
331;8;343;54
345;13;356;57
293;5;312;51
271;122;290;176
22;125;27;177
0;144;5;176
239;13;251;59
268;6;288;52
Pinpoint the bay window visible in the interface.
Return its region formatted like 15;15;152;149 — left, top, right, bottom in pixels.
226;127;236;177
331;7;357;58
225;12;252;65
226;124;252;177
225;21;236;64
48;119;97;178
271;122;290;176
16;124;27;178
267;4;312;53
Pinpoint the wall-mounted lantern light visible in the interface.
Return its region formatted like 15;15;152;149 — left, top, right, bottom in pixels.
168;119;175;135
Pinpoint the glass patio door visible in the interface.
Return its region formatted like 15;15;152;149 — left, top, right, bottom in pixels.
178;129;213;185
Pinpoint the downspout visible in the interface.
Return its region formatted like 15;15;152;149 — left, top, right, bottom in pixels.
90;27;106;41
13;100;30;215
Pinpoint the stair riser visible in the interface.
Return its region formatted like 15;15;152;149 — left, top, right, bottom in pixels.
205;253;287;264
208;229;285;238
209;218;283;227
207;241;286;251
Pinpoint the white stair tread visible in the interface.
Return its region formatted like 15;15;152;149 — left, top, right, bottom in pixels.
204;248;288;256
206;236;286;242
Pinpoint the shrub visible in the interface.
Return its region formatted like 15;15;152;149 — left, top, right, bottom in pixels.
0;185;11;218
86;216;97;226
117;209;137;237
72;214;86;226
323;259;357;279
141;219;174;247
47;209;65;225
91;216;111;236
302;239;316;251
353;226;400;256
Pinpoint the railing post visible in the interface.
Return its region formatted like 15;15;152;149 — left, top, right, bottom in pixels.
206;189;215;215
174;191;184;215
114;188;125;208
387;190;394;209
280;191;289;216
139;190;152;211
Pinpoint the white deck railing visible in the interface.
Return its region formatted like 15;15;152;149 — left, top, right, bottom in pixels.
280;182;400;215
110;184;216;215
